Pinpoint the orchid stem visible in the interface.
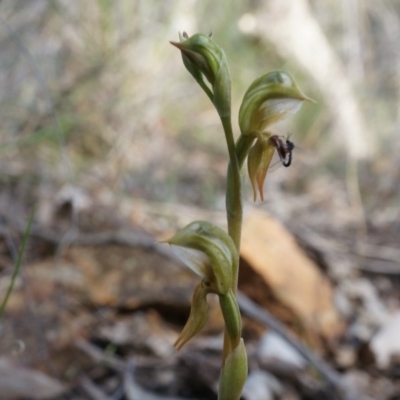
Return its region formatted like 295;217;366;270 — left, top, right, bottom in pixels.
219;113;243;363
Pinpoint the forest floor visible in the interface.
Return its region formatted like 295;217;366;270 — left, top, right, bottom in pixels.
1;145;400;400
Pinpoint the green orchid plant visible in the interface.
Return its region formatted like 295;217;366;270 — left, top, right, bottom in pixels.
166;32;313;400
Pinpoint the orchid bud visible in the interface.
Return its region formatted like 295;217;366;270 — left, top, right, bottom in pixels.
171;33;231;118
175;32;213;102
247;133;275;202
218;339;248;400
174;282;210;350
163;221;237;295
239;70;314;136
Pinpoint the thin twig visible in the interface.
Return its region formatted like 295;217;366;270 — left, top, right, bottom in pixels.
36;228;183;268
355;242;400;264
79;376;110;400
299;228;400;274
356;261;400;275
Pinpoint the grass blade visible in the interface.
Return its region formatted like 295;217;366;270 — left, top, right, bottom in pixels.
0;207;35;321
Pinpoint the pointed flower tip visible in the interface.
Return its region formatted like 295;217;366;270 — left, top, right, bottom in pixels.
170;40;184;49
158;233;176;244
306;95;317;104
300;92;317;104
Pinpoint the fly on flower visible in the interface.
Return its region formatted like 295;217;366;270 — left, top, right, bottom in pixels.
247;132;296;202
269;133;295;168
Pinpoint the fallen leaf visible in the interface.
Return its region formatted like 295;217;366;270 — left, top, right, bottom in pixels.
240;209;342;340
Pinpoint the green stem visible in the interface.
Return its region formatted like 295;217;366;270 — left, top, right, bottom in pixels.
221;128;256;364
225;133;256;263
219;290;242;350
220;115;241;291
235;133;256;169
0;207;35;321
219;114;244;365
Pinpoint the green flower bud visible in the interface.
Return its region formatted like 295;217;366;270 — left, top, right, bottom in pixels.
172;32;219;86
247;133;275;202
219;289;242;349
175;32;214;102
239;70;314;136
218;339;248;400
174;282;210;350
163;221;237;295
171;33;231;118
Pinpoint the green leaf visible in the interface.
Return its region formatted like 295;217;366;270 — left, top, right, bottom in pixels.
218;339;248;400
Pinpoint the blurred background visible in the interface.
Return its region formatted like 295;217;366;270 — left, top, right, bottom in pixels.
1;1;400;399
1;0;399;210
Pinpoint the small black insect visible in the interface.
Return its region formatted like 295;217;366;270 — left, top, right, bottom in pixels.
269;134;295;167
